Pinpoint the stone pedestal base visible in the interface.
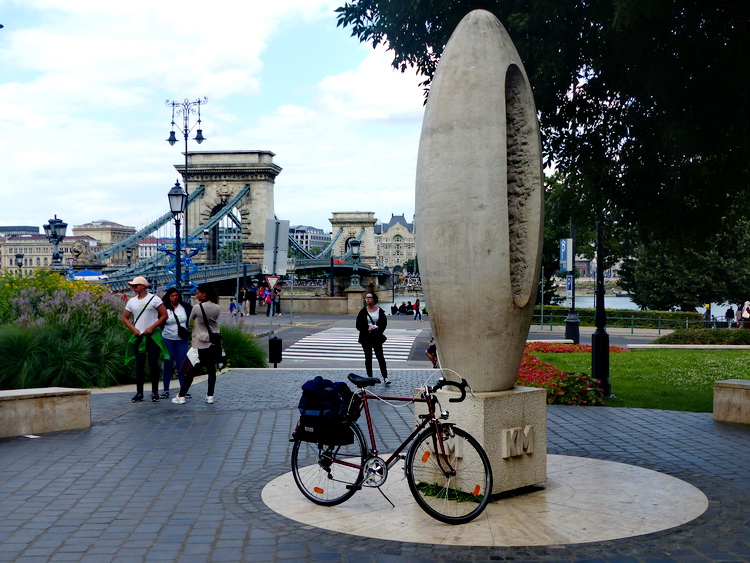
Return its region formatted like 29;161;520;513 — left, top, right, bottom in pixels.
423;386;547;494
0;387;90;438
345;287;365;315
713;379;750;424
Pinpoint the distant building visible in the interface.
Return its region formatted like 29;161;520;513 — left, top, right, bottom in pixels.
138;237;174;260
0;234;98;275
290;225;332;252
0;226;39;237
72;220;136;266
374;214;416;271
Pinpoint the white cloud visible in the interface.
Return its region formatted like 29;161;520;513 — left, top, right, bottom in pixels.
0;0;426;234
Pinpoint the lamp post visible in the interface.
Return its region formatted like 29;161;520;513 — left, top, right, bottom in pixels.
287;257;296;322
15;253;23;276
126;247;133;267
592;221;611;396
168;180;188;300
43;215;67;269
166;97;207;290
348;239;362;289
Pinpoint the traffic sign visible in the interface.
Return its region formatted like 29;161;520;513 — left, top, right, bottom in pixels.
266;275;280;290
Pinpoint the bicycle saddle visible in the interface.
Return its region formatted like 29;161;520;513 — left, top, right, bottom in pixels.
347;373;380;388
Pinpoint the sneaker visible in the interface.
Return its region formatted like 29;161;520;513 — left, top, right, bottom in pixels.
131;393;143;403
185;394;192;399
151;393;159;402
160;391;169;399
205;395;214;404
172;395;185;405
383;377;391;385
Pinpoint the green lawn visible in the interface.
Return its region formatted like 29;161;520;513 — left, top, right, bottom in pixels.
533;349;750;412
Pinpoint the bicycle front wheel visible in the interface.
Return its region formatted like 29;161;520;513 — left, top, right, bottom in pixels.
291;421;366;506
405;425;492;524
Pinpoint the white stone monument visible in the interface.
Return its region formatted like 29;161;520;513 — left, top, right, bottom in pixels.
415;9;546;493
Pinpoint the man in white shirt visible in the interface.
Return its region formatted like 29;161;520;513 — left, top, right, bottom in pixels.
122;276;168;403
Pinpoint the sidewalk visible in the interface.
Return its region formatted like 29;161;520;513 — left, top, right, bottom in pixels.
1;367;748;561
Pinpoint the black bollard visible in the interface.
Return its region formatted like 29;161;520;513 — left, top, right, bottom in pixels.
268;336;282;368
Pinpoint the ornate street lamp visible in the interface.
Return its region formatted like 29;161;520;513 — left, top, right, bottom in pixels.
43;215;67;268
15;253;23;275
349;239;362;289
126;247;133;267
166;97;207;288
168;180;188;298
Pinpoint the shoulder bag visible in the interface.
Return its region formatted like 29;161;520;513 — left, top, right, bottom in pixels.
172;309;190;340
200;303;222;345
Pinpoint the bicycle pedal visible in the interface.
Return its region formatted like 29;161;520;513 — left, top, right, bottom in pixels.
346;485;362;491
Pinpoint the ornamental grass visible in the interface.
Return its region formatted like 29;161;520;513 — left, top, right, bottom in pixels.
0;271;267;390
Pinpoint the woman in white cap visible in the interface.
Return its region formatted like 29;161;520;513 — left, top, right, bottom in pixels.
122;276;168;403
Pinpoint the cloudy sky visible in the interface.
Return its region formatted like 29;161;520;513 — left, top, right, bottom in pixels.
0;0;425;234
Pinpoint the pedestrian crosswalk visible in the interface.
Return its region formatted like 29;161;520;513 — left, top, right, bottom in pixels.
283;327;423;362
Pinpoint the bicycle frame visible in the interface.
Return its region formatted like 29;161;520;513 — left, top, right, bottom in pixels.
333;387;452;483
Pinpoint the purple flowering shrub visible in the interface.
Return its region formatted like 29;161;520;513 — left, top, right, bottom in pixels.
0;271;129;389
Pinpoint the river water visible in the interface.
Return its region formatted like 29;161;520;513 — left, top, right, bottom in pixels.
395;293;731;317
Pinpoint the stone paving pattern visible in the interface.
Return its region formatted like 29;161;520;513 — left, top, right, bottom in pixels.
0;368;748;562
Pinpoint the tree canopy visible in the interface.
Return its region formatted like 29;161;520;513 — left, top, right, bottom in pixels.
337;0;750;309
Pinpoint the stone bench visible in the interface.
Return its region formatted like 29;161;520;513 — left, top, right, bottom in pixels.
0;387;91;438
713;379;750;424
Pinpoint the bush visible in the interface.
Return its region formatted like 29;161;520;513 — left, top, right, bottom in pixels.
653;328;750;345
0;324;133;390
0;271;132;390
535;305;702;329
219;325;268;368
516;345;606;406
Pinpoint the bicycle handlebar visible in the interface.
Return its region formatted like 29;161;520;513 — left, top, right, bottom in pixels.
429;377;469;403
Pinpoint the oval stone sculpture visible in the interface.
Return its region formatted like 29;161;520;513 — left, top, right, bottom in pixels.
416;10;543;392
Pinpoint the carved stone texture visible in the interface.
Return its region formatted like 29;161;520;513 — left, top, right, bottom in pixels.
415;10;543;392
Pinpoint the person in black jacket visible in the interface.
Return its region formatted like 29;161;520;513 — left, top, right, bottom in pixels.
355;291;389;384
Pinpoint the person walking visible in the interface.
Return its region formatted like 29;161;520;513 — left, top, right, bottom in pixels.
356;291;390;384
160;288;192;399
273;286;282;316
172;284;221;405
413;298;422;321
425;337;438;368
122;276;168;403
725;306;735;329
248;284;257;315
238;286;247;317
742;301;750;329
229;297;238;321
265;287;273;316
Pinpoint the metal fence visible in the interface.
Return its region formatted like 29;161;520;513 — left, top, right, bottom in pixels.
532;312;731;334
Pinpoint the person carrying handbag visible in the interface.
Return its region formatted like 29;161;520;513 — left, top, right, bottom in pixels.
172;284;221;405
355;291;390;384
159;287;192;398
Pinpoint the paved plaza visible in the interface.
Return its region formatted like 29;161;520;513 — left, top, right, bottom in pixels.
0;366;748;562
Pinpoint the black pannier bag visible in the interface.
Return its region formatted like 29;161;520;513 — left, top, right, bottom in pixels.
292;376;360;445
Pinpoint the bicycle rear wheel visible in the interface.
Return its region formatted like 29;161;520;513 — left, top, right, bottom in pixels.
291;421;366;506
405;425;492;524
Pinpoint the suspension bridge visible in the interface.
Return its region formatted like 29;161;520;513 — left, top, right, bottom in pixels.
97;151;375;292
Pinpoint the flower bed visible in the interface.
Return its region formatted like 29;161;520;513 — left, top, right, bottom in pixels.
517;342;627;405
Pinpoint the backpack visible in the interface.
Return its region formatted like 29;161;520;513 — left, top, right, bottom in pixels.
292;376;360;445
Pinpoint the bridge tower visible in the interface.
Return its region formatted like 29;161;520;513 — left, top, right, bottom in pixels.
175;150;282;263
329;212;377;267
